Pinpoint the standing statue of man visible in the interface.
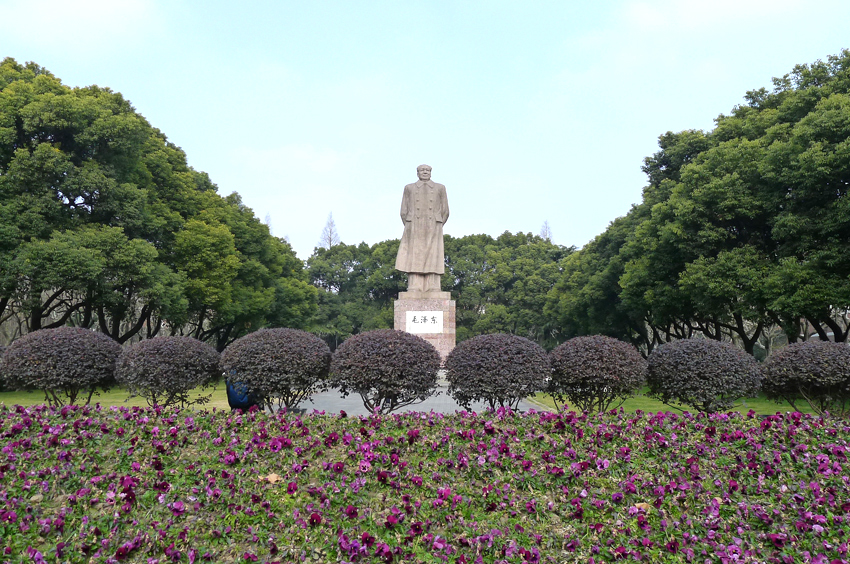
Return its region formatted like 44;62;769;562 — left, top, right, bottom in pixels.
395;164;449;293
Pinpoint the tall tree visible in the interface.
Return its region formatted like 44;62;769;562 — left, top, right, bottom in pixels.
547;49;850;354
539;220;552;242
0;58;316;347
317;212;341;249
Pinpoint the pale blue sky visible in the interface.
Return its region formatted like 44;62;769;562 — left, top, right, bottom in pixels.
1;0;849;260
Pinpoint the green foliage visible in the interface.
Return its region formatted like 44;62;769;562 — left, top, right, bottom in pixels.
221;328;331;411
116;336;220;408
0;57;316;348
0;327;121;406
328;329;440;414
443;232;573;348
762;340;850;416
445;333;548;410
546;49;850;354
544;214;649;349
307;241;402;350
548;335;646;413
646;339;761;413
641;130;713;187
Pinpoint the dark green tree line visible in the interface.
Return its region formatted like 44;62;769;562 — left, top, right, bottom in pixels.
306;240;403;349
306;232;572;349
444;232;573;347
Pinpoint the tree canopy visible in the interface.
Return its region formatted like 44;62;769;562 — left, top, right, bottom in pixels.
546;49;850;355
0;58;316;349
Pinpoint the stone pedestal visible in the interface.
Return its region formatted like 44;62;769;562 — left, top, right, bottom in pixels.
394;291;456;364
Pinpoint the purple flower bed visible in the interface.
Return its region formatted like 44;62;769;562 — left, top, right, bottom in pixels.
0;403;848;563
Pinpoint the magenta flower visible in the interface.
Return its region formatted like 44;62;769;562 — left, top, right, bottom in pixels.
286;482;298;495
113;542;135;561
344;505;358;519
767;533;787;548
309;513;322;526
407;429;420;444
333;462;344;473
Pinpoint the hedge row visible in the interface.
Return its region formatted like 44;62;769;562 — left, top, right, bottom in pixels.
2;329;849;416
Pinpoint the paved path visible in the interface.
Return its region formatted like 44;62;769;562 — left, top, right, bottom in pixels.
288;382;552;416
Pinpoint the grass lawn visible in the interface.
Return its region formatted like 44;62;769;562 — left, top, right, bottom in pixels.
2;384;817;417
0;384;232;411
530;386;818;416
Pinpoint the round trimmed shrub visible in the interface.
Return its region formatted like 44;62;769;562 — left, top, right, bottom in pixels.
116;336;220;409
221;328;331;411
647;339;761;413
549;335;646;413
0;327;121;406
763;340;850;416
446;333;548;411
329;329;440;414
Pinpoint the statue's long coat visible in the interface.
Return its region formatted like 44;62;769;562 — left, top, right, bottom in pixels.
395;180;449;274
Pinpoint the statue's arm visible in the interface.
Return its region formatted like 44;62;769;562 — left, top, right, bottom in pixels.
439;185;449;223
400;186;410;223
400;185;411;223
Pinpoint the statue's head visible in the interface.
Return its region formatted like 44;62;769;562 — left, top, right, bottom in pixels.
417;164;432;181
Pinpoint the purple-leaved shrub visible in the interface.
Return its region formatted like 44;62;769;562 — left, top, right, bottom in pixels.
0;327;121;406
763;340;850;416
647;338;761;413
549;335;646;413
221;328;331;412
446;333;548;410
329;329;440;414
116;336;220;408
